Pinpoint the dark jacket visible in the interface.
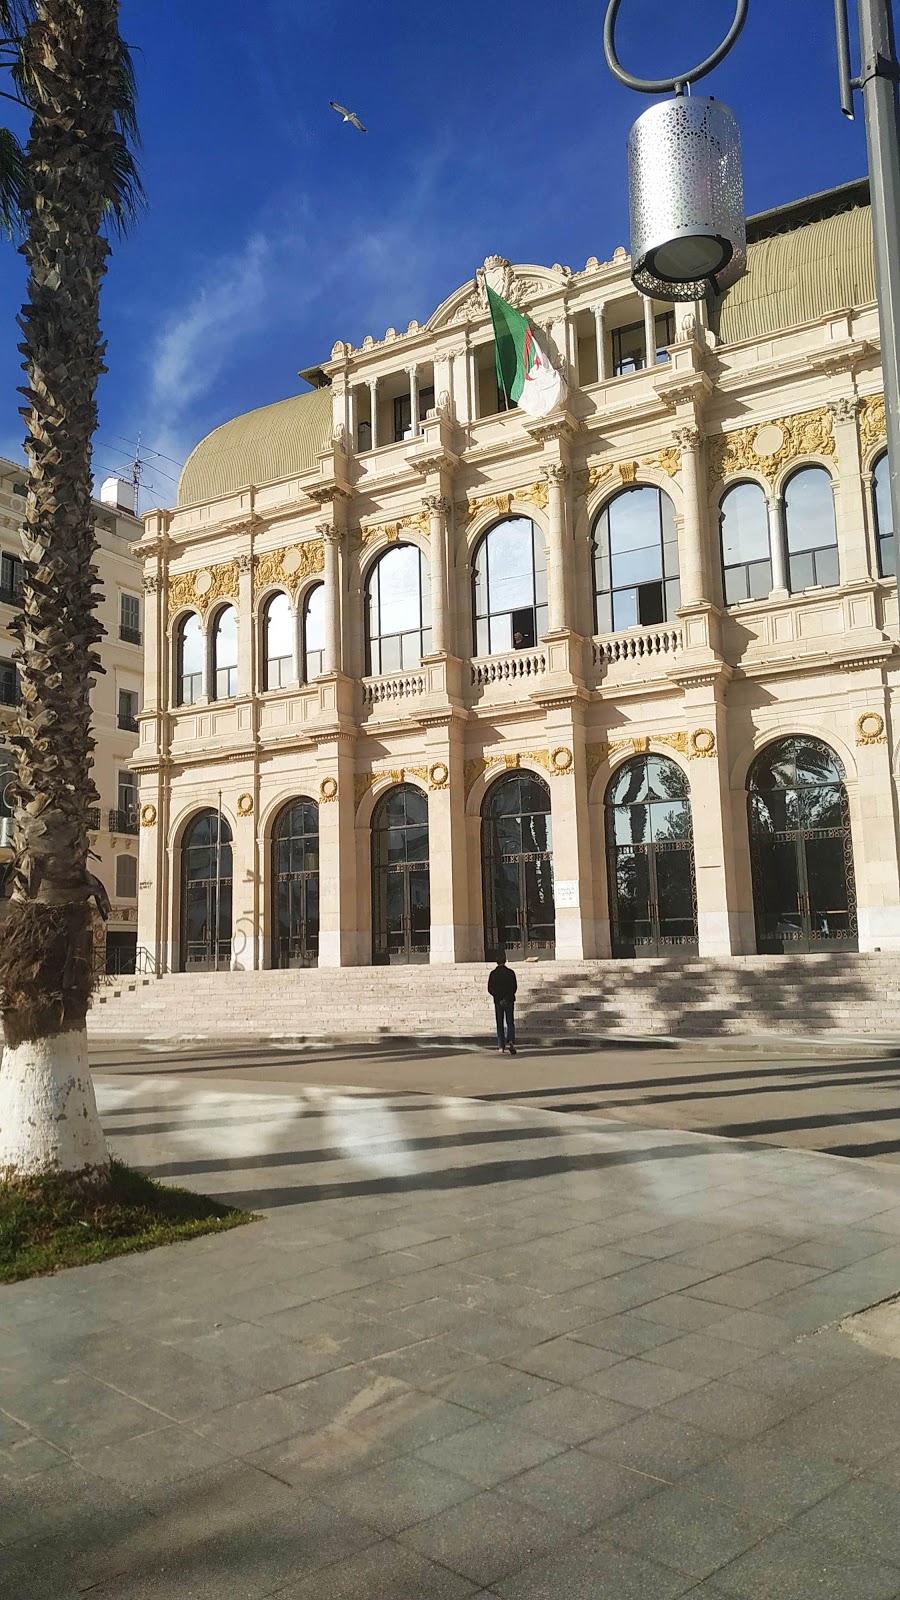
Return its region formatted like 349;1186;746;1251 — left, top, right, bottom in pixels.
488;964;517;1002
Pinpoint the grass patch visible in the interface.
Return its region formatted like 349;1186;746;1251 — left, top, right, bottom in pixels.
0;1158;253;1283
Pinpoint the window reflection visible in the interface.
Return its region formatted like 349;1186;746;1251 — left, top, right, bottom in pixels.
719;482;772;604
177;612;203;705
303;583;325;680
473;517;548;655
784;467;839;592
263;592;294;691
212;606;237;699
593;487;680;634
873;453;895;578
367;544;431;674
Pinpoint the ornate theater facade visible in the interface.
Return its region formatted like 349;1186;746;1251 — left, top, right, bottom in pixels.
133;179;900;973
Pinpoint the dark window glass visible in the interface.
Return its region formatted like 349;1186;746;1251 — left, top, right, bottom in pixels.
605;754;697;958
273;798;319;967
212;606;238;699
472;517;548;655
0;551;24;605
0;659;18;706
118;688;139;730
593;486;680;634
611;319;645;375
784;467;839;592
366;544;431;675
180;809;233;970
116;854;137;898
120;592;141;643
118;769;137;818
654;311;675;363
720;481;772;604
177;612;203;704
873;453;895;578
302;583;325;680
263;592;294;690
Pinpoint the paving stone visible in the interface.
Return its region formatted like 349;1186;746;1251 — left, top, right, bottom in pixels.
643;1332;760;1380
705;1309;796;1351
759;1378;900;1467
689;1259;830;1310
504;1385;639;1445
191;1391;316;1455
503;1446;663;1531
317;1454;477;1534
632;1294;733;1332
790;1476;900;1566
600;1483;776;1580
658;1378;802;1440
682;1440;855;1521
0;1370;165;1452
568;1312;680;1355
578;1356;707;1409
447;1315;535;1360
492;1530;696;1599
0;1434;68;1479
708;1525;900;1599
508;1336;623;1383
583;1410;730;1480
371;1336;490;1388
271;1536;479;1600
397;1485;570;1586
77;1424;230;1488
416;1416;565;1487
433;1362;560;1417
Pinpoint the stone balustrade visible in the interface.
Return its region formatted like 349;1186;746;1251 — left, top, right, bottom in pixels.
593;626;681;669
470;650;547;690
361;670;427;707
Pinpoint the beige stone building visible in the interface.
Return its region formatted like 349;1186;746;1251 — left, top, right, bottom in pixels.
133;178;900;976
0;464;144;970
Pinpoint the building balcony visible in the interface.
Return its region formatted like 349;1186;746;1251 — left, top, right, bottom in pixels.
86;806;101;831
108;807;138;835
470;648;547;703
361;669;428;709
592;625;681;684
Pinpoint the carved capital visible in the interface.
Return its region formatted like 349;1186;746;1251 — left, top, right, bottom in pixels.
542;463;570;487
317;522;340;546
142;574;159;594
423;495;451;518
237;552;253;574
828;397;859;426
673;426;701;451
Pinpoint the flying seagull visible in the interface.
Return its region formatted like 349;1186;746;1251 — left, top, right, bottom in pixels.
330;101;366;133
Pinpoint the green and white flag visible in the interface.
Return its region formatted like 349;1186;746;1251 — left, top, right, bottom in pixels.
486;285;567;418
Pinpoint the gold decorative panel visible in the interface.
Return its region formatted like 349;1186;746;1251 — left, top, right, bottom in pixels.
859;394;886;456
459;481;549;524
359;511;429;546
857;711;886;745
254;539;324;596
642;447;681;478
168;560;239;620
707;406;835;489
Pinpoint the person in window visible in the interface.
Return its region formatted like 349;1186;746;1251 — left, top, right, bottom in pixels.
513;631;525;649
488;951;517;1055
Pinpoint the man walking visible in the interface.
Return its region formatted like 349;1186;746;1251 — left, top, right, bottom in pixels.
488;952;517;1055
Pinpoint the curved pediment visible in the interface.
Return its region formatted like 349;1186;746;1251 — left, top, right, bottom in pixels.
427;256;572;331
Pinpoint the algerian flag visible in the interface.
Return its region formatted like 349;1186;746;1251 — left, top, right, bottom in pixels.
486;285;567;418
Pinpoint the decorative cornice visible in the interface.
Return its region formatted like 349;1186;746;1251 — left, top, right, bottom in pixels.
707;407;835;489
254;539;324;597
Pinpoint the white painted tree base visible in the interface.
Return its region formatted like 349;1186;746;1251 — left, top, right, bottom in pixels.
0;1028;108;1178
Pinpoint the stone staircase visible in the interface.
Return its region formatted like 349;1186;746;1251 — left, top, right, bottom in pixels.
87;954;900;1042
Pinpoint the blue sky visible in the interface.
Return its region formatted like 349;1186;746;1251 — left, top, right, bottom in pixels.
0;0;876;506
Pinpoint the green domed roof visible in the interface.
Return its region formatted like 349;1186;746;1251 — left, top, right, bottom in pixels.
177;387;333;507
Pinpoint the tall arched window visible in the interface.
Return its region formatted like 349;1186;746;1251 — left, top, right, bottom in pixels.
605;754;697;958
180;809;232;970
212;605;238;699
784;467;839;592
272;798;319;967
116;854;137;899
873;453;895;578
481;772;554;959
263;592;294;691
302;583;325;680
473;517;547;655
593;486;679;634
719;482;771;604
366;544;431;674
176;612;203;705
371;785;430;964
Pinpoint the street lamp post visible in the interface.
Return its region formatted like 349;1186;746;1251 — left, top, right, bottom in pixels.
603;0;900;541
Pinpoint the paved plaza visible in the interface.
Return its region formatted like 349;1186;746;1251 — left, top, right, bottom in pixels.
5;1041;900;1596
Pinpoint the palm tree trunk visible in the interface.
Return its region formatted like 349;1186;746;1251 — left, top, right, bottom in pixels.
0;1;133;1180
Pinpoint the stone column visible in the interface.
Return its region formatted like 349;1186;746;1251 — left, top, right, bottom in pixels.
408;365;418;439
424;721;469;962
593;305;607;380
237;552;254;697
320;523;343;675
674;427;710;606
767;492;789;594
316;737;359;966
424;495;449;655
829;398;870;583
686;702;742;956
543;463;571;634
368;378;379;449
643;296;657;369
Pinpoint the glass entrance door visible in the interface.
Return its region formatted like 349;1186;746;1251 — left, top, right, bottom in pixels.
272;799;319;967
180;810;232;971
372;786;430;964
605;754;697;958
748;737;857;953
482;772;555;959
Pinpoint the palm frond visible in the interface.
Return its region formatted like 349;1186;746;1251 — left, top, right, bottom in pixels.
0;122;25;233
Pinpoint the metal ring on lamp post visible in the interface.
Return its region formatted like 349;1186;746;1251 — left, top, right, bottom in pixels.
603;0;749;94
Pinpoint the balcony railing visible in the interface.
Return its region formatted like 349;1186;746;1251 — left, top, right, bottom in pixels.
119;625;142;645
86;806;101;831
593;626;681;669
361;671;427;707
108;807;138;835
471;649;547;689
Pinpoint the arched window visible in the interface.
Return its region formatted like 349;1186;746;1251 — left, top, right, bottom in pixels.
212;605;238;699
176;612;203;705
719;482;771;604
302;583;325;681
748;736;857;953
481;772;554;959
180;809;232;970
116;854;137;899
473;517;547;655
593;486;679;635
371;785;430;964
873;453;895;578
605;755;697;956
784;467;839;592
366;544;431;675
272;798;319;967
263;592;294;691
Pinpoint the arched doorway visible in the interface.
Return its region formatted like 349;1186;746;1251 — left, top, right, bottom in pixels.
180;809;232;971
748;736;857;953
605;754;697;958
272;799;319;967
372;785;430;964
482;772;555;960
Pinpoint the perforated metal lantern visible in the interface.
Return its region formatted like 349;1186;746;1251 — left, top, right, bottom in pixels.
627;96;746;302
